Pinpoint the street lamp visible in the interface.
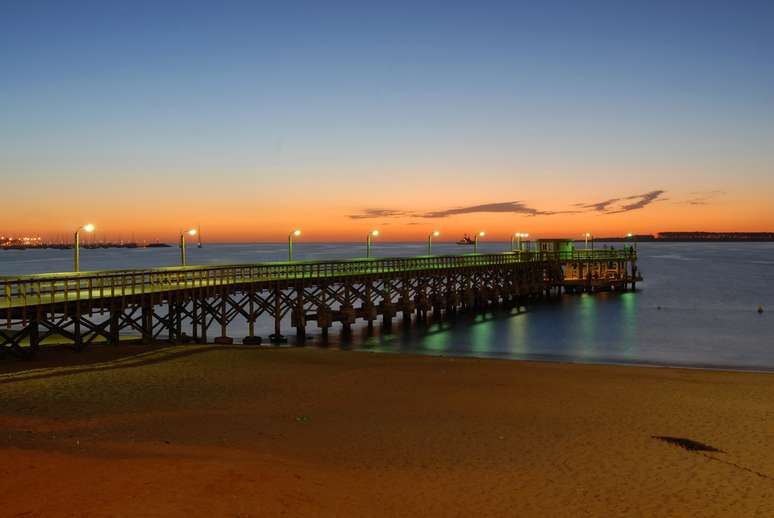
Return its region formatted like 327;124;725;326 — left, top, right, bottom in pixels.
288;229;301;261
511;232;529;252
180;228;197;266
584;232;592;251
427;230;440;255
627;232;636;252
367;230;379;258
74;224;95;272
521;233;529;251
473;231;485;254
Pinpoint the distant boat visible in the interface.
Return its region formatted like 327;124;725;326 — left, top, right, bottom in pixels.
146;242;171;248
456;234;475;245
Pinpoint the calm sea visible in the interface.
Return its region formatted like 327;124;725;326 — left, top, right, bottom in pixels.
1;242;772;370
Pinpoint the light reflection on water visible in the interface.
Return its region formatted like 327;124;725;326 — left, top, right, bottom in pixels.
1;242;772;370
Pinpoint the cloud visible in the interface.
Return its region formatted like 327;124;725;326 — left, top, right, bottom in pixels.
348;208;408;219
349;189;667;221
684;190;725;206
575;197;622;212
606;190;666;213
576;190;666;214
419;201;571;218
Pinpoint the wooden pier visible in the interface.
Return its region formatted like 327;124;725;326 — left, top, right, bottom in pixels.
1;249;638;356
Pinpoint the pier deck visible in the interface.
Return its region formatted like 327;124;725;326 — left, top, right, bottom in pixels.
1;250;637;355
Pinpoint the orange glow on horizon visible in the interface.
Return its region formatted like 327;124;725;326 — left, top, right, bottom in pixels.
3;173;772;242
5;200;772;243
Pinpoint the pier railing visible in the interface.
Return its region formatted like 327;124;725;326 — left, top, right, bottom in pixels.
1;250;635;310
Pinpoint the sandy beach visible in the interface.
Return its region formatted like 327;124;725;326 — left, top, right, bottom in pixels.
2;345;774;517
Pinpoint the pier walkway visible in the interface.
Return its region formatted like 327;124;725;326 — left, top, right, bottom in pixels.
1;250;637;355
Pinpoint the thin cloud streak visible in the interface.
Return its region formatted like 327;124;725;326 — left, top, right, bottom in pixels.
606;190;666;213
577;190;666;214
349;190;667;220
683;190;725;206
575;198;621;212
420;201;574;218
348;208;408;219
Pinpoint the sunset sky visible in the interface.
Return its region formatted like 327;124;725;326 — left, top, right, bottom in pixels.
2;2;773;242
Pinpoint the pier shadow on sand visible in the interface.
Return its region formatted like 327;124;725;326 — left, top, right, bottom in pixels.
0;345;249;384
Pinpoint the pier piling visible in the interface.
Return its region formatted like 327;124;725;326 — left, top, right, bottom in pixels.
1;249;638;356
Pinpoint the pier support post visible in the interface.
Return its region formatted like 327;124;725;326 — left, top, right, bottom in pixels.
341;281;353;336
631;260;638;291
167;302;177;343
295;285;306;344
382;281;393;330
29;316;40;353
109;308;120;346
72;315;83;351
243;287;262;345
214;293;233;345
141;303;153;344
174;299;184;343
318;284;331;344
365;281;375;332
269;286;287;344
200;300;208;344
191;299;199;343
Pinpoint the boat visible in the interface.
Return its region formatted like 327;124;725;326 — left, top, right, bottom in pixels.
456;234;475;245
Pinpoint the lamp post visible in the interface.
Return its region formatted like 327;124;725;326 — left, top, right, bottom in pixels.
584;232;592;251
627;232;636;252
74;224;95;272
180;228;197;266
427;230;440;255
288;229;301;261
521;233;529;252
473;231;485;254
366;230;379;258
512;233;528;252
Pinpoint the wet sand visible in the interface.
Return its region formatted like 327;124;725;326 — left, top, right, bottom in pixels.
2;345;774;517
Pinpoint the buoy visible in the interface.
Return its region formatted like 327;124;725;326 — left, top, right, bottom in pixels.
758;305;764;314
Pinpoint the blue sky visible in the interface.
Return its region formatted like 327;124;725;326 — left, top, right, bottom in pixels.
1;1;773;239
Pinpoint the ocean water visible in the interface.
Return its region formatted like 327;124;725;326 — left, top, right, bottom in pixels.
1;242;772;370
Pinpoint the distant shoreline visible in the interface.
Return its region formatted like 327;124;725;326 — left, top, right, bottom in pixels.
2;234;774;250
593;237;774;242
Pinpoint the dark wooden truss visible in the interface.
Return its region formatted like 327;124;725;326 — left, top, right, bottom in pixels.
1;252;638;357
